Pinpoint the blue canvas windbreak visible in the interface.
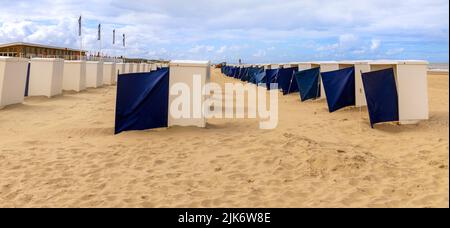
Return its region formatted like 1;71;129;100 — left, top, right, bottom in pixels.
277;67;299;95
247;67;264;84
265;69;279;90
228;67;235;77
228;67;234;77
294;67;321;102
235;67;241;79
240;67;251;82
233;68;241;78
223;66;229;76
254;69;267;85
115;68;170;134
321;67;356;112
239;67;248;80
243;67;256;82
362;68;399;128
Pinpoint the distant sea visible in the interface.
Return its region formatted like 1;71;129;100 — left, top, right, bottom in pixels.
429;63;449;70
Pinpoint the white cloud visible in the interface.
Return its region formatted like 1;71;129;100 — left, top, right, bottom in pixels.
370;39;381;51
189;45;215;53
216;45;227;54
386;48;405;55
253;49;266;58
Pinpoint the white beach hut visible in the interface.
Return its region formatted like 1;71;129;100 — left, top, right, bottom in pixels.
142;63;148;72
28;58;64;98
263;64;271;70
270;64;280;69
85;61;103;88
116;63;125;75
357;60;429;124
168;60;211;128
0;57;29;109
103;62;116;85
135;63;141;72
124;63;132;74
63;60;86;92
142;63;147;72
283;63;295;68
132;63;139;73
150;63;157;71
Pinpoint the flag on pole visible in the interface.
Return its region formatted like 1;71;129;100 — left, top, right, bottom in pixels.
123;34;126;47
78;16;82;36
113;29;116;44
98;24;101;40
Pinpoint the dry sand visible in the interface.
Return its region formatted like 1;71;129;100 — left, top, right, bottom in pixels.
0;69;448;208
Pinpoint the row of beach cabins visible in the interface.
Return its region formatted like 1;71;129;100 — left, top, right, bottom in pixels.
221;60;429;128
0;56;168;109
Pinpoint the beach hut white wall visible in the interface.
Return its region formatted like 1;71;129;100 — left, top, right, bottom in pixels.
144;63;149;72
136;63;142;72
132;63;139;73
63;60;86;92
0;57;29;109
28;58;64;98
366;60;429;124
103;62;116;85
168;60;210;128
124;63;132;74
296;62;312;70
116;63;125;75
270;64;280;69
85;61;103;88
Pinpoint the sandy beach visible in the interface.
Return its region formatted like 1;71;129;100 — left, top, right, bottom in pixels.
0;68;448;208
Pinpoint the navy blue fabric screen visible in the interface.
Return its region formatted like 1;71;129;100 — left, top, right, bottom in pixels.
240;67;251;81
242;67;254;82
247;67;264;84
233;68;240;78
294;67;321;102
247;68;258;83
362;68;399;128
232;67;238;77
321;67;356;112
254;70;266;85
115;68;170;134
227;67;234;77
239;67;248;80
235;68;241;79
265;69;279;90
277;67;299;95
223;66;229;76
24;62;31;96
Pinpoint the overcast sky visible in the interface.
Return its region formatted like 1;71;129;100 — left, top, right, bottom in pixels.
0;0;448;63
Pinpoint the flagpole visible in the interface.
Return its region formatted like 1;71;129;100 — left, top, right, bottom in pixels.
80;33;82;60
79;15;82;61
100;34;102;61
